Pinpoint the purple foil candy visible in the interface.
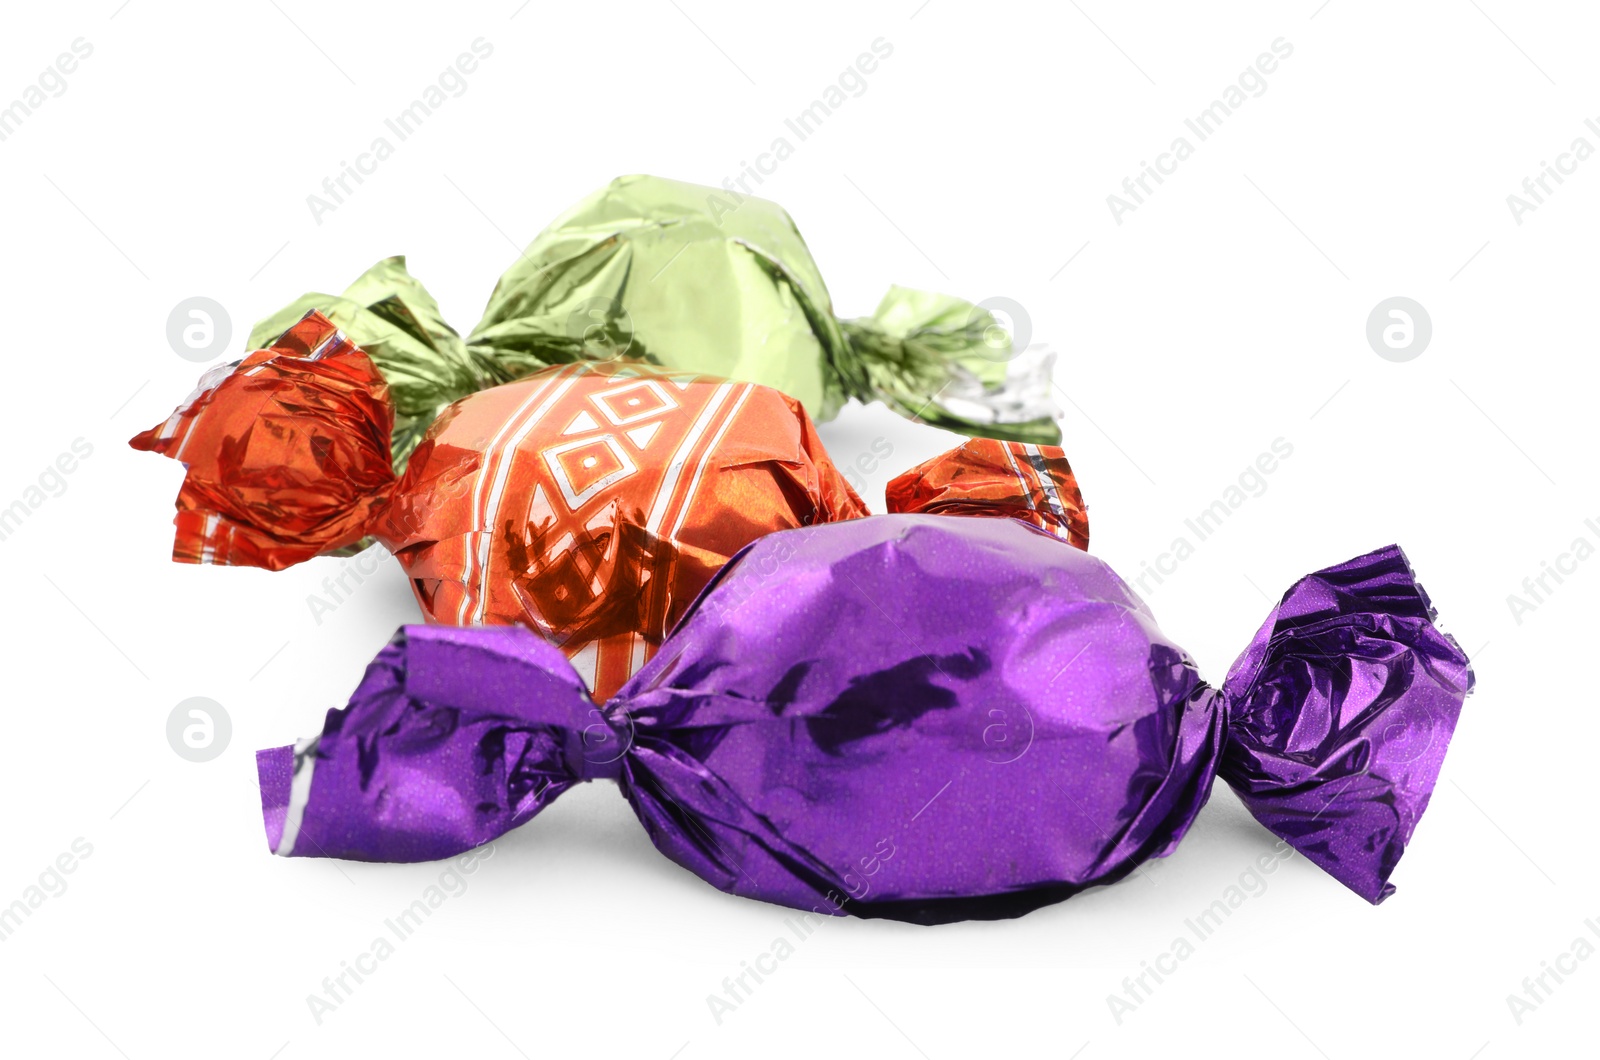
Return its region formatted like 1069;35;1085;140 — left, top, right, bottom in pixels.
257;517;1473;924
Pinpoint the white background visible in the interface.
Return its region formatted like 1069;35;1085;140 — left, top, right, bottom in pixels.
0;2;1593;1057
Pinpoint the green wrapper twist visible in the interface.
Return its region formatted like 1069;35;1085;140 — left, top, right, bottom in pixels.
247;257;493;470
840;286;1060;444
250;175;1060;466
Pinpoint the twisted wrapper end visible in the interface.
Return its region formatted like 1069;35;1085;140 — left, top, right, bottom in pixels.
840;286;1061;445
130;310;397;571
1218;544;1475;903
257;625;620;862
886;437;1088;550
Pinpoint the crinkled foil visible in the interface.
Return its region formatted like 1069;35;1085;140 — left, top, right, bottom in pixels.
258;526;1471;924
249;174;1061;468
134;314;1088;699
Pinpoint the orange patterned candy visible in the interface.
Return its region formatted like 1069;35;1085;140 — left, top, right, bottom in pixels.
379;360;865;698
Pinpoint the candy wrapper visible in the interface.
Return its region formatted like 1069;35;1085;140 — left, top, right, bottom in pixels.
130;312;397;568
249;174;1059;465
257;520;1472;924
133;312;1087;700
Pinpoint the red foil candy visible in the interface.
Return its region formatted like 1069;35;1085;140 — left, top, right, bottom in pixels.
134;312;1089;699
129;311;395;569
887;438;1090;550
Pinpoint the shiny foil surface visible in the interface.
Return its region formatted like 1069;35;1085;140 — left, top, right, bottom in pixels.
381;359;866;700
249;174;1061;447
257;521;1472;924
886;437;1090;549
135;323;1089;700
129;311;395;570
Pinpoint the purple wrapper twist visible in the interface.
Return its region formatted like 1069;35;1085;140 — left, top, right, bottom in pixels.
258;516;1472;923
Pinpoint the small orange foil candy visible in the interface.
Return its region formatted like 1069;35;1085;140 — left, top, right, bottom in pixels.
887;438;1089;550
129;311;395;570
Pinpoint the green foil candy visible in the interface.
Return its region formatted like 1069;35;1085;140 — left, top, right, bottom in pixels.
250;174;1059;469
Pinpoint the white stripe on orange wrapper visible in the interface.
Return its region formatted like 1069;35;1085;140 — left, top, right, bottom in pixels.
668;384;752;544
1022;443;1070;534
647;383;755;682
998;441;1035;502
644;382;736;534
200;513;220;565
472;369;591;624
455;365;584;626
595;380;740;692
